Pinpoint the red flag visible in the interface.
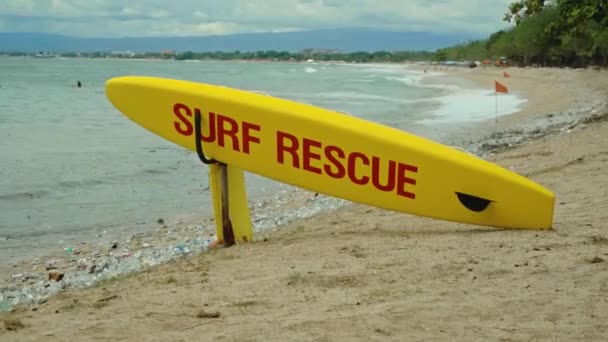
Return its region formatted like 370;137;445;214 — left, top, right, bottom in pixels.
503;71;511;78
495;81;508;94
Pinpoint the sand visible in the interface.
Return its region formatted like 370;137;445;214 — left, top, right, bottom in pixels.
2;65;608;341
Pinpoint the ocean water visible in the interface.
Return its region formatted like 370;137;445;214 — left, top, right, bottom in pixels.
0;57;524;263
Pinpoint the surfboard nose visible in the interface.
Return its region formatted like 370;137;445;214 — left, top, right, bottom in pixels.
105;77;128;108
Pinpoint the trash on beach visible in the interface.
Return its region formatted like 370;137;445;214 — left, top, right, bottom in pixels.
172;244;190;255
45;260;58;270
208;240;223;249
48;272;64;282
196;310;221;319
77;258;88;269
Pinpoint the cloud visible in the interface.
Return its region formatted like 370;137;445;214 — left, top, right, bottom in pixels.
0;0;515;37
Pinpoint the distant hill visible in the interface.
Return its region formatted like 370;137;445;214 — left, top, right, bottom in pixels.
0;29;479;53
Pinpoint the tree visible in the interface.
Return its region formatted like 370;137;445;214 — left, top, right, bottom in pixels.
486;30;506;51
505;0;607;34
555;0;607;34
504;0;551;24
175;51;195;60
434;50;448;62
502;0;607;66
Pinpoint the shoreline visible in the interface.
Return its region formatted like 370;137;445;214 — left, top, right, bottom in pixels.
2;66;608;332
2;65;605;299
0;183;348;303
411;68;527;143
415;65;608;156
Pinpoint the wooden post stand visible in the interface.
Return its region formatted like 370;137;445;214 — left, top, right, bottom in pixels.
219;163;236;247
195;111;236;247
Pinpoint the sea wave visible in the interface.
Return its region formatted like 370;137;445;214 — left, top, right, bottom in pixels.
0;163;190;204
0;190;52;201
315;91;437;105
416;89;528;125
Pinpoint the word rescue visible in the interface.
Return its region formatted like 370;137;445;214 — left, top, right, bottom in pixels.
173;103;418;199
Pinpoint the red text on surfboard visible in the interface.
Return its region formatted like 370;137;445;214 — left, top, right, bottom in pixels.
173;103;417;199
173;103;261;153
276;131;417;199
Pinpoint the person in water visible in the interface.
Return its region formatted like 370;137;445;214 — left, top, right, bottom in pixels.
76;80;82;88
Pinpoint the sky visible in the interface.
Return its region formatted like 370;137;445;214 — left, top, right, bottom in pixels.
0;0;516;38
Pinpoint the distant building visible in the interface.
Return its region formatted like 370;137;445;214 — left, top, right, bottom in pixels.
300;48;342;56
110;51;136;58
33;51;56;58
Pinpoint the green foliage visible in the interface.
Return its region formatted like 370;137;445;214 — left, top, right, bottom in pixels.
175;51;195;60
503;0;551;24
438;0;607;67
594;29;608;64
433;40;487;62
486;30;506;50
555;0;608;34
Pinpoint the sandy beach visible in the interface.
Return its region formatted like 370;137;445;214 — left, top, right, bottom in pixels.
2;65;608;341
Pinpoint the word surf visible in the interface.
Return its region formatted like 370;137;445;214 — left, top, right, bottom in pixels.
173;103;418;199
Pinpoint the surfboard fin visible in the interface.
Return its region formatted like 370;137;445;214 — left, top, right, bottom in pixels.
455;192;493;212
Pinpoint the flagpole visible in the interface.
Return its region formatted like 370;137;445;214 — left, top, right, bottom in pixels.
494;80;508;123
495;91;498;123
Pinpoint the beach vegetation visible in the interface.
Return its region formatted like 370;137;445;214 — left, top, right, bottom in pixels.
175;49;434;63
435;0;608;67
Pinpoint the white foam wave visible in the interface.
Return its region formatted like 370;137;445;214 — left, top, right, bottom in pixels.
416;89;528;125
315;91;436;105
373;71;457;91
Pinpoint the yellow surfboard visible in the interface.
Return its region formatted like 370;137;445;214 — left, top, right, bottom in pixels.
208;163;253;242
105;76;555;230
